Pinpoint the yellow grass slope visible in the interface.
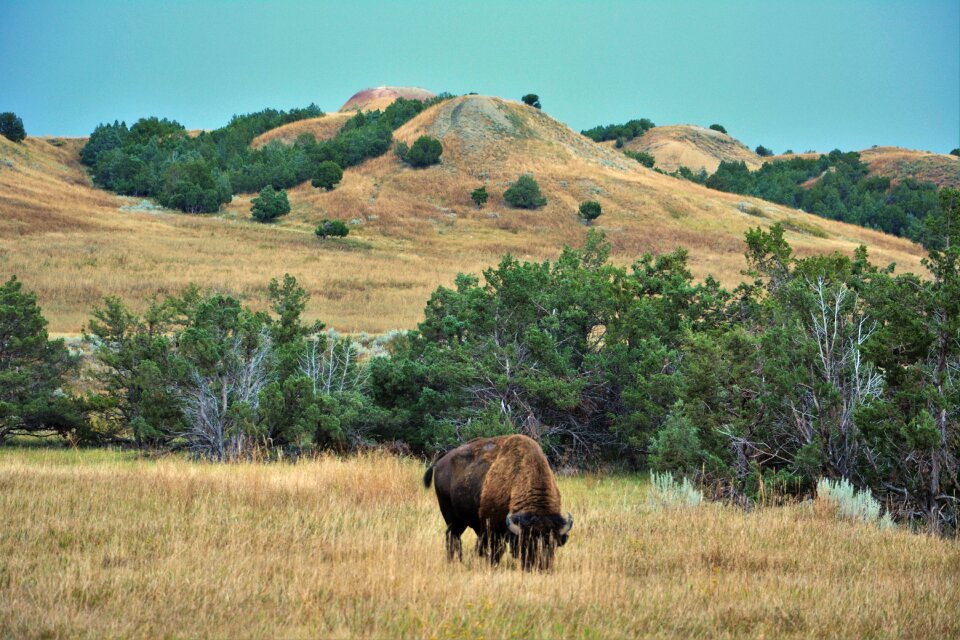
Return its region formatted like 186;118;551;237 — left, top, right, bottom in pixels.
0;97;927;335
251;112;353;148
621;124;763;174
0;449;957;639
859;146;960;188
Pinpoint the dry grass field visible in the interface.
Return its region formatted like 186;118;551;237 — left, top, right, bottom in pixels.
0;96;928;336
0;448;957;639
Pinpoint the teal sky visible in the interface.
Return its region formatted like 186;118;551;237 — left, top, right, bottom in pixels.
3;0;958;153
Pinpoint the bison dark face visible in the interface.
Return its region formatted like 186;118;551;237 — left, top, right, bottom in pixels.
506;512;573;571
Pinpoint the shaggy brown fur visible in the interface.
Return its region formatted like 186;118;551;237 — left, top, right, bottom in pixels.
423;434;573;570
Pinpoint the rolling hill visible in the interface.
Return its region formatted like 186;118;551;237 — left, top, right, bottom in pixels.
0;93;927;335
339;86;436;112
618;124;763;174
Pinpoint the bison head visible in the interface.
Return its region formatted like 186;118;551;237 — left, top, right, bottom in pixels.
505;511;573;571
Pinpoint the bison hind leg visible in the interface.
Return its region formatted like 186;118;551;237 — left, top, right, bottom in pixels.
445;523;465;562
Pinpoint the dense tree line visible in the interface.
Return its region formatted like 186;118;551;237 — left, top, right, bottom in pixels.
581;118;655;144
684;150;943;245
3;190;958;532
81;95;451;213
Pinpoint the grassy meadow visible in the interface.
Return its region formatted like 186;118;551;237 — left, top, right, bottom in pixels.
1;448;957;639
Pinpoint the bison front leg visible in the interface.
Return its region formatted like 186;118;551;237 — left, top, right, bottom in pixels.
445;524;465;562
476;531;507;566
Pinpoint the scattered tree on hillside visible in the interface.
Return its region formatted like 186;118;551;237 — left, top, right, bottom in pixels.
311;161;343;190
625;150;655;168
402;136;443;168
709;124;727;134
521;94;542;109
579;200;602;224
0;277;81;443
503;174;547;209
315;219;349;238
0;112;26;143
951;148;959;157
251;185;291;222
755;145;774;157
471;185;489;208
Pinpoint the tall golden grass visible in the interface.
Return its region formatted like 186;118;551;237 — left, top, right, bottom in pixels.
0;102;928;337
0;448;957;639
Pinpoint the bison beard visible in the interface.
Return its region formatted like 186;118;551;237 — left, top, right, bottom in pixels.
423;434;573;571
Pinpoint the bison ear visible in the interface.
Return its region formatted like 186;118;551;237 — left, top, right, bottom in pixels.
558;512;573;536
506;513;523;536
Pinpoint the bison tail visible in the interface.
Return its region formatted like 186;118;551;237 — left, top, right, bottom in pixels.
423;464;435;489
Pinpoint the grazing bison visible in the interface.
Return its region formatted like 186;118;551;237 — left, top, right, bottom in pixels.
423;434;573;571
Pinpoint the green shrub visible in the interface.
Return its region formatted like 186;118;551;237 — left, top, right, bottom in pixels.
578;200;602;223
315;219;349;238
709;124;727;134
471;185;488;208
521;94;541;109
648;405;704;475
0;112;26;143
394;141;409;162
624;150;655;168
503;174;547;209
311;161;343;190
251;185;290;222
951;148;959;157
403;136;443;168
755;145;774;157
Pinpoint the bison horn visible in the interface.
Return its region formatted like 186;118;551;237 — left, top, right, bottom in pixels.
558;512;573;535
506;513;523;536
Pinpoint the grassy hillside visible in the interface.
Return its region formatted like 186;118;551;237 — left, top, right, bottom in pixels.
1;449;957;639
618;124;763;174
0;97;927;335
250;112;353;148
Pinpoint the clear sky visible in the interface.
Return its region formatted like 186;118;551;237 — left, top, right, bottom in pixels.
2;0;958;153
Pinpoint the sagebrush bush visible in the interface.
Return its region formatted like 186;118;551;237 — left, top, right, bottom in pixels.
647;472;703;509
816;478;895;529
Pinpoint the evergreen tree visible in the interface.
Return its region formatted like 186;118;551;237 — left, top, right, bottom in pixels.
251;185;291;222
0;112;27;143
503;175;547;209
471;185;489;208
311;161;343;190
403;136;443;168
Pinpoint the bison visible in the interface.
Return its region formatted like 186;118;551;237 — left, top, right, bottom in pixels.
423;434;573;571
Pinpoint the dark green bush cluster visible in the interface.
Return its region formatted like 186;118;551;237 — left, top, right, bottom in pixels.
624;150;655;168
397;135;443;168
704;150;943;244
503;174;547;209
709;124;727;134
0;112;26;143
315;219;349;238
251;186;291;222
81;95;452;214
581;118;655;143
